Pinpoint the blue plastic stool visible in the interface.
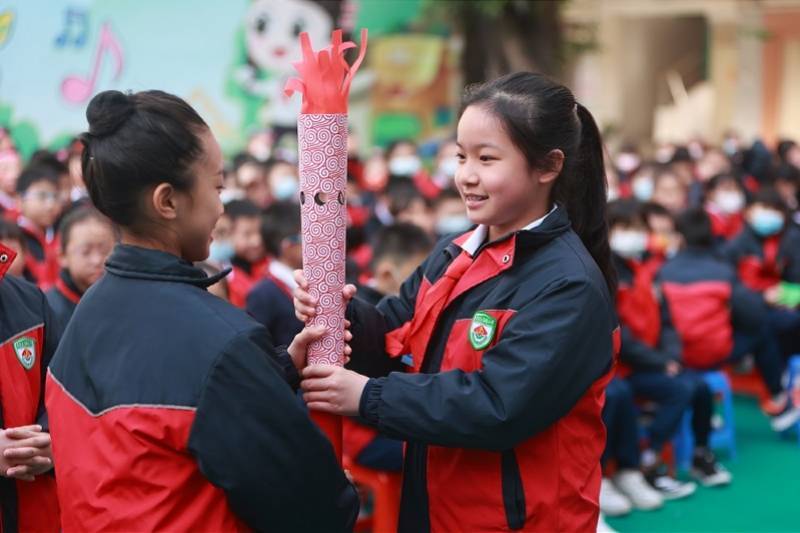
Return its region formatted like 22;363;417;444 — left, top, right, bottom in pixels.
785;355;800;446
671;370;737;471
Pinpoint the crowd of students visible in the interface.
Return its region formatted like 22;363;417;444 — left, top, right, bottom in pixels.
0;87;799;530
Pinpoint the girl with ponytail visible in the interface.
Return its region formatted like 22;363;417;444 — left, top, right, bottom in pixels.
295;72;619;532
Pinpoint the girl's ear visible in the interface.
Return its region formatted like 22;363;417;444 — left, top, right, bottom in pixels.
151;183;179;221
538;149;565;185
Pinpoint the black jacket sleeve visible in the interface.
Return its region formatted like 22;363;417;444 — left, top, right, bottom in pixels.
359;276;614;452
619;325;674;372
188;327;359;532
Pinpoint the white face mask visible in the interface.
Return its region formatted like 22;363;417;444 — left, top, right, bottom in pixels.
610;230;648;259
615;153;641;174
714;190;745;214
438;157;459;179
388;156;422;177
271;175;299;202
632;178;654;202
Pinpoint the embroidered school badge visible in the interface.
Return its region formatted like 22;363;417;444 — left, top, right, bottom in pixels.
469;311;497;350
13;336;36;370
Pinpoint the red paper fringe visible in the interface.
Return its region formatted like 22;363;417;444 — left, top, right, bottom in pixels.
284;28;368;115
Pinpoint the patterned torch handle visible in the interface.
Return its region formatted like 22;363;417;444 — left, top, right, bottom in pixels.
298;113;348;366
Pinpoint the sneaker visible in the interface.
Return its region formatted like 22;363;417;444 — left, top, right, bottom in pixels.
599;477;632;517
597;513;618;533
613;469;664;510
690;449;732;487
770;404;800;432
644;466;697;500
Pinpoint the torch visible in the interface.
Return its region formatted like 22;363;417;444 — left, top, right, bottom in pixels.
284;28;367;461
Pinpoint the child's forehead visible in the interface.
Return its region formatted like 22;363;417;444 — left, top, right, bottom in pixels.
26;179;59;191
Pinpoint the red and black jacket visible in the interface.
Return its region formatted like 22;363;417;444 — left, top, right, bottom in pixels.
0;243;61;532
45;244;357;532
16;217;59;291
656;247;765;369
705;206;744;242
347;206;619;532
45;269;84;330
227;256;269;308
721;222;800;292
613;253;681;375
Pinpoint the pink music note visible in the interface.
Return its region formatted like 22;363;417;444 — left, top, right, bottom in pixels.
61;23;124;104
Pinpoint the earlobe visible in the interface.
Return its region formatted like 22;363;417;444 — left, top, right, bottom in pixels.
152;183;178;220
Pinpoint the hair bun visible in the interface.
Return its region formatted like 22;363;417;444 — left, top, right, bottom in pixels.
86;90;135;137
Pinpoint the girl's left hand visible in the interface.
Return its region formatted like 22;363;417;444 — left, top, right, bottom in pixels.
301;365;369;417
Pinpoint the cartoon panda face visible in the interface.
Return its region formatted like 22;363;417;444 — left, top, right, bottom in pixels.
245;0;333;74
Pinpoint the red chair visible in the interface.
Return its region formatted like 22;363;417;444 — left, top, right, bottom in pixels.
344;456;402;533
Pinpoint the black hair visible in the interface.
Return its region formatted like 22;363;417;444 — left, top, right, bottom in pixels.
261;201;300;257
777;140;796;164
79;90;208;229
433;186;463;208
370;222;434;271
652;164;679;186
606;199;645;229
705;173;744;194
385;139;417;160
670;146;692;164
748;187;787;213
640;201;674;230
385;177;430;216
232;152;259;174
16;163;61;194
0;219;25;248
29;150;69;176
775;163;800;185
676;208;713;248
58;206;116;253
461;72;616;292
224;199;262;222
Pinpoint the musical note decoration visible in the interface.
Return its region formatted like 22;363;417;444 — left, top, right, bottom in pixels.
61;23;124;104
55;8;89;48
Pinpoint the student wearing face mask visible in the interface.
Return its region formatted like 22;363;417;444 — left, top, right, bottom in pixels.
661;208;799;432
629;164;657;202
431;140;459;190
386;139;439;200
722;188;800;358
265;158;300;203
607;200;703;500
704;173;746;242
432;188;472;238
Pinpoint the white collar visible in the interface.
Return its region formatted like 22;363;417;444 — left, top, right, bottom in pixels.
268;260;298;290
460;204;558;256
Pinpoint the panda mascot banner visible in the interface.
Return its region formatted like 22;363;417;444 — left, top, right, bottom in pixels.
284;28;367;460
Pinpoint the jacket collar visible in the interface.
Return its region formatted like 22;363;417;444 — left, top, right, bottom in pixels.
105;244;230;288
453;204;571;259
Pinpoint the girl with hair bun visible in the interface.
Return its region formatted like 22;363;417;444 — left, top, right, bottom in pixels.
45;90;358;531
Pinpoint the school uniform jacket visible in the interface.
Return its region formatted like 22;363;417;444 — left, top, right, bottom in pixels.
612;254;682;375
16;217;59;290
45;269;83;330
45;244;358;532
656;247;765;369
0;243;61;532
346;206;620;532
721;223;800;291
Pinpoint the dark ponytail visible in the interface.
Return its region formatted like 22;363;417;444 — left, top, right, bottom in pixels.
567;103;615;292
461;72;616;292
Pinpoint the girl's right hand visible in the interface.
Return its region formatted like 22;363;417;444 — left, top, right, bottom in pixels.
293;270;358;322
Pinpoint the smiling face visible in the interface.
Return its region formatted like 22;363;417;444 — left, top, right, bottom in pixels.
245;0;333;74
455;105;556;240
175;130;226;262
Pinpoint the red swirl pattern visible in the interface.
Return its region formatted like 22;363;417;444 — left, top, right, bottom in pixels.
299;114;348;366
